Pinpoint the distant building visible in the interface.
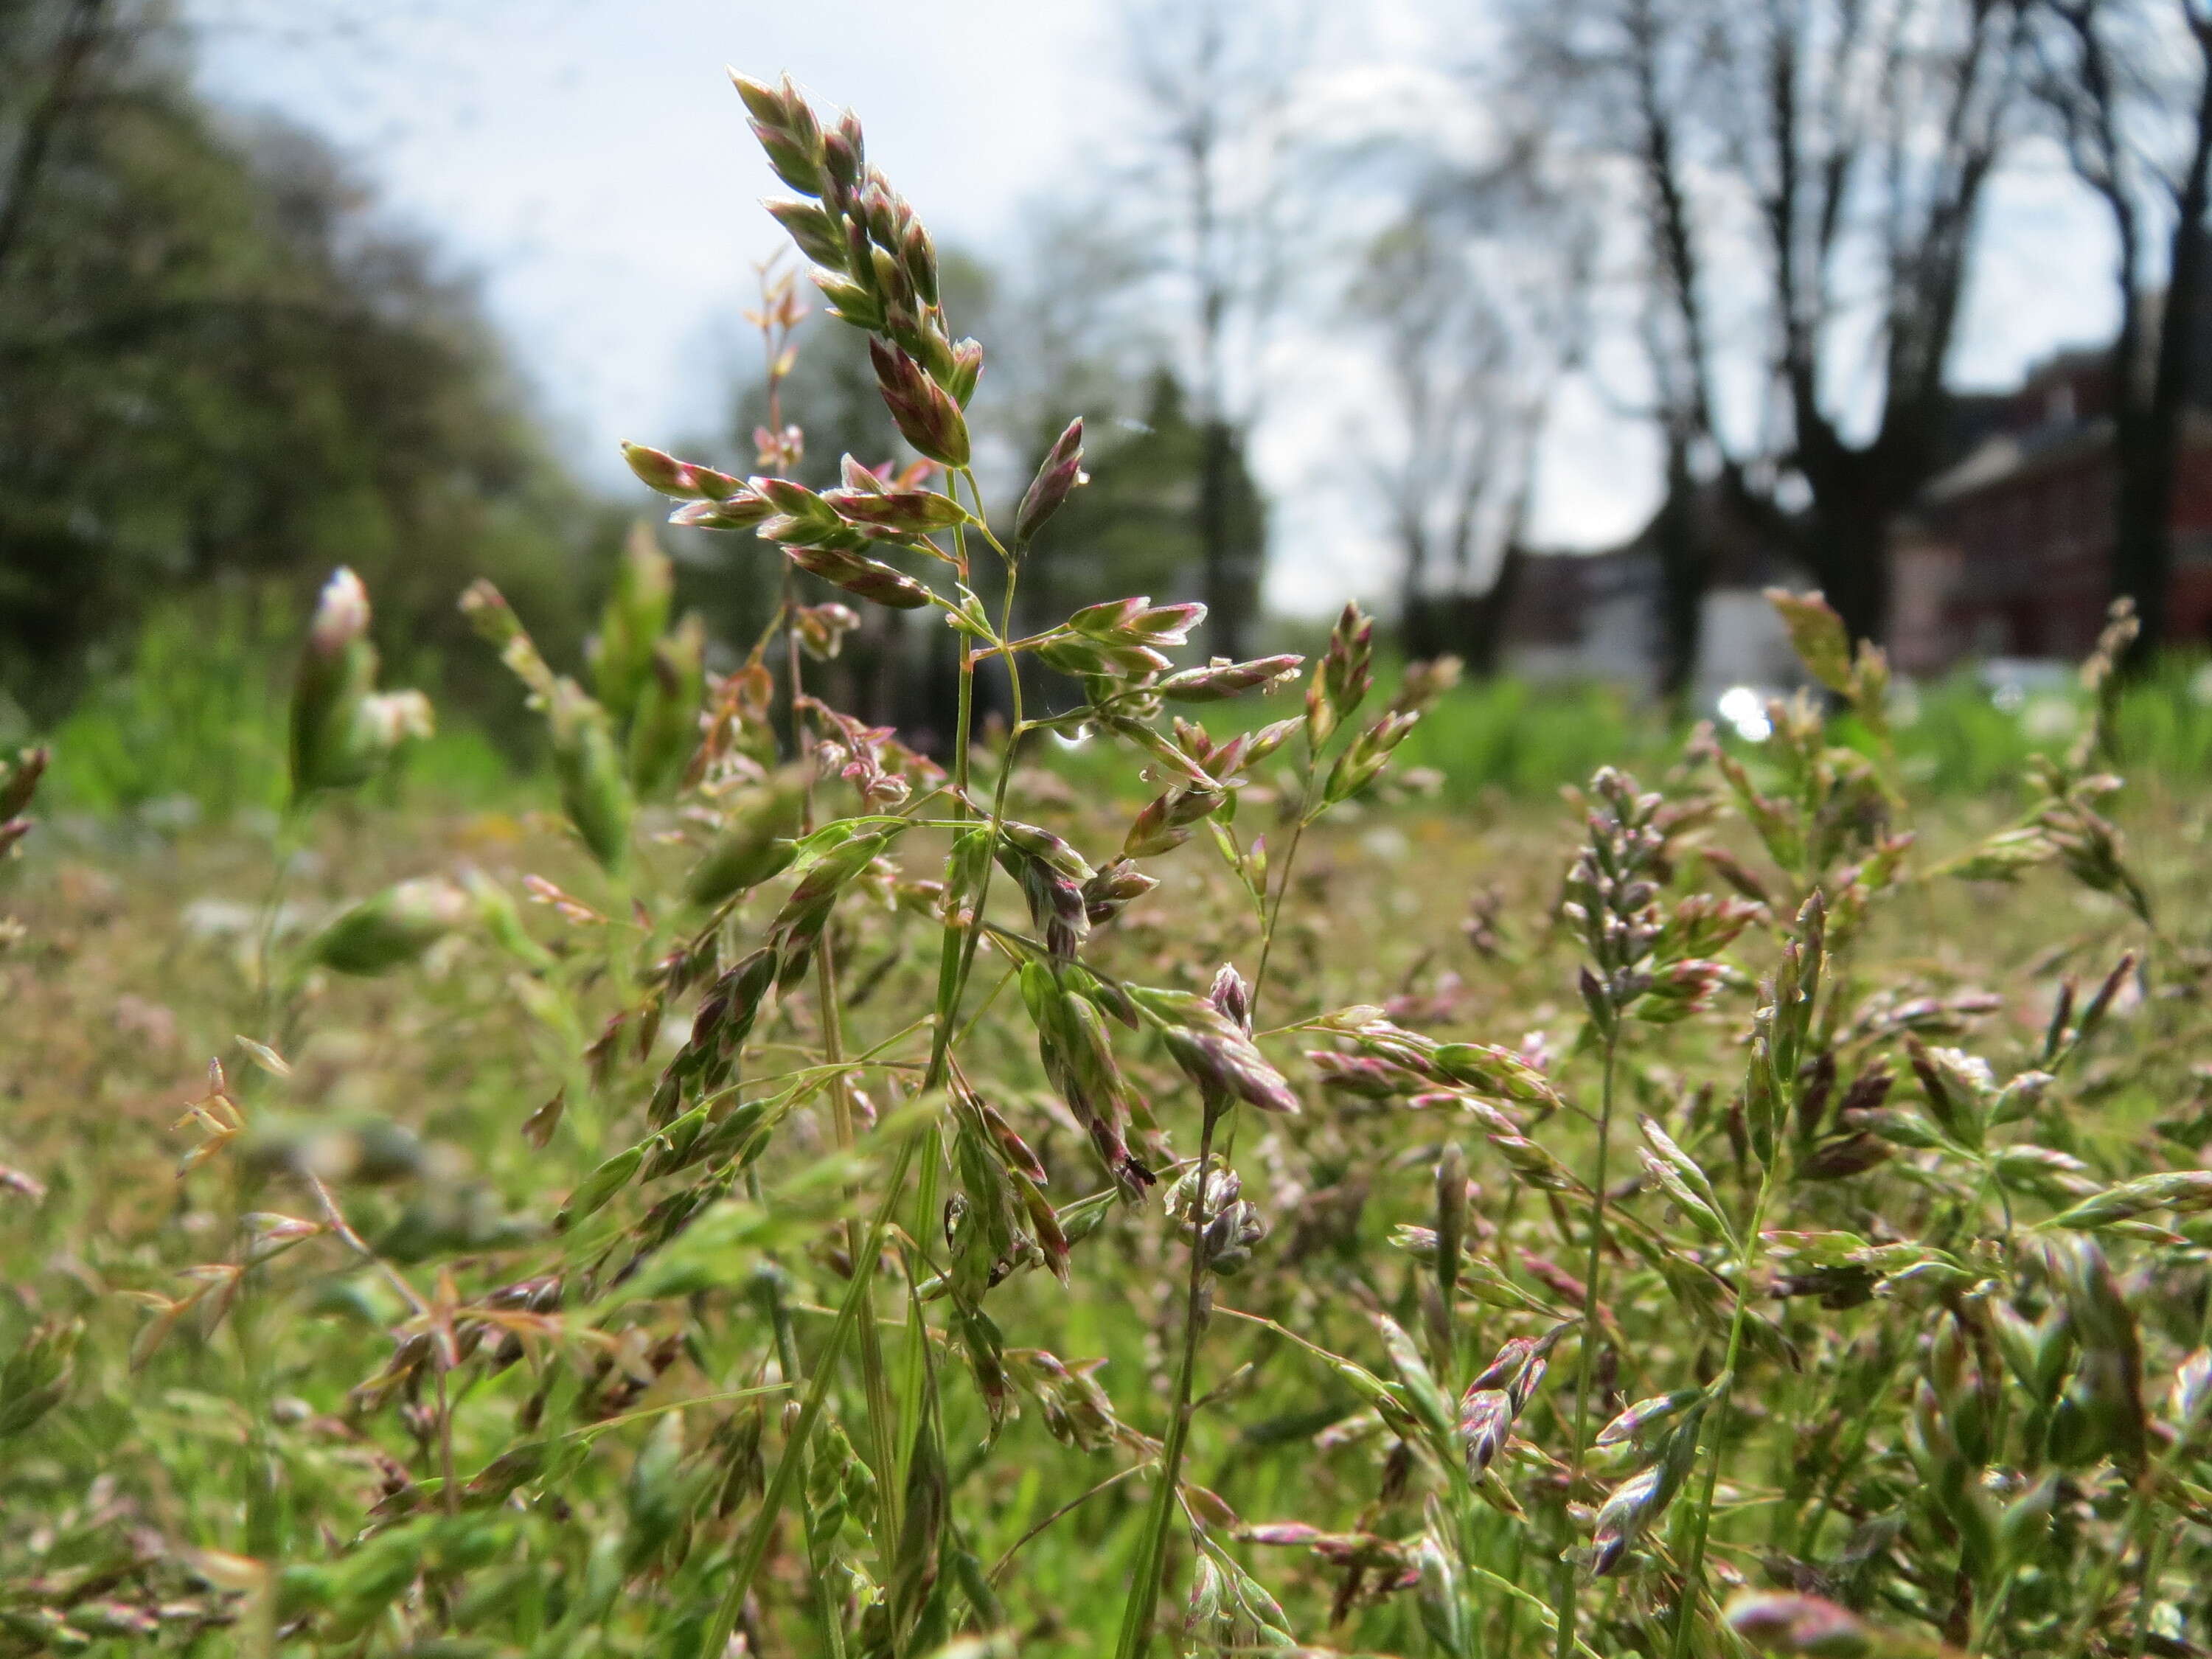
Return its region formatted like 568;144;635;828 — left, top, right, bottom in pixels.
1503;342;2212;695
1503;484;1810;702
1891;349;2212;675
1502;540;1661;689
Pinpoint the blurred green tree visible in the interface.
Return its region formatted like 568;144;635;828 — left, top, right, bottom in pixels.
983;210;1266;712
1022;373;1259;624
672;237;1263;741
0;0;605;727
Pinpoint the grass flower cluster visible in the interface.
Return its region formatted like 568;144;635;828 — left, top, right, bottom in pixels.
2;74;2212;1659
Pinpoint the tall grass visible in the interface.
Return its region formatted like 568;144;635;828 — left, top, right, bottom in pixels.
38;588;299;820
4;75;2212;1659
27;589;2212;827
27;585;520;823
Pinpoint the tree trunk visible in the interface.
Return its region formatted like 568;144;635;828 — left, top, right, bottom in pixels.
1458;543;1524;678
1803;480;1897;650
2115;204;2212;666
2111;395;2171;657
1653;435;1706;705
1398;518;1439;661
1197;414;1249;661
1790;405;1925;650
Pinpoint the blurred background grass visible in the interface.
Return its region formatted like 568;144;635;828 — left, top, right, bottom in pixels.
26;597;2211;830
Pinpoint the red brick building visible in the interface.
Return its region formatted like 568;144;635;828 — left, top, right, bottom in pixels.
1891;351;2212;675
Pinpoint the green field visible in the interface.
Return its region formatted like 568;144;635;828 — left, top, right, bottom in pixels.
3;570;2212;1658
8;55;2212;1659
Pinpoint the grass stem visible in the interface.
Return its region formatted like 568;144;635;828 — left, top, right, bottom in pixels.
1113;1106;1222;1659
1554;1023;1620;1659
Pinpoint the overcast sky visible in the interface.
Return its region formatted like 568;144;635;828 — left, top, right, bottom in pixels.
183;0;2122;615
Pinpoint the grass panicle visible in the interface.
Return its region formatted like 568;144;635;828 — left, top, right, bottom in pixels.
1;73;2211;1659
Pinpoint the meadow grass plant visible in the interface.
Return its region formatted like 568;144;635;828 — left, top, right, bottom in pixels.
1;72;2211;1659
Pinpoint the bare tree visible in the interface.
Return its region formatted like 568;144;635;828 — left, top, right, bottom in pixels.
1618;0;1809;698
1510;0;1756;698
1722;0;2026;645
2029;0;2212;664
1514;0;2024;650
1349;164;1592;675
1510;0;1818;701
1119;0;1310;658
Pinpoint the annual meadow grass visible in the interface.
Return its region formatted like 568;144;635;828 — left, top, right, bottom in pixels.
1;71;2212;1659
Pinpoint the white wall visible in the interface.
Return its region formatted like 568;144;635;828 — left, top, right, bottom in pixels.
1694;587;1802;707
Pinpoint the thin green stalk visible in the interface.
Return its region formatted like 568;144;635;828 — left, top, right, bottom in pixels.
749;1169;850;1659
234;1229;280;1557
2060;1452;2155;1650
1968;1573;2019;1659
1554;1025;1621;1659
1250;807;1310;1013
2126;1284;2212;1659
546;1382;791;1448
891;477;998;1498
813;929;899;1537
1466;1554;1607;1659
899;486;1023;1068
902;485;988;1105
1668;1163;1781;1659
1116;662;1328;1656
783;563;900;1537
2059;1279;2212;1658
2125;1500;2174;1659
251;804;302;1045
696;1126;923;1659
240;803;308;1561
1447;1479;1490;1659
1498;1526;1526;1657
1113;1105;1223;1659
1231;749;1315;1166
952;963;1018;1050
895;1143;946;1530
942;476;1026;1042
987;1465;1148;1585
435;1357;459;1518
1790;1329;1907;1554
1115;692;1316;1656
876;470;1018;1645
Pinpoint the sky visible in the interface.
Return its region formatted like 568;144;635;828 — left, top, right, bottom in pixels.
183;0;2124;616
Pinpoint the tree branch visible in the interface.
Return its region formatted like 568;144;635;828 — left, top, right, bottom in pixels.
0;0;112;288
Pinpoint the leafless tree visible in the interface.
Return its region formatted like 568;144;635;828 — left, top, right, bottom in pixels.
1118;0;1310;658
1349;164;1593;675
1722;0;2026;645
1509;0;1820;700
1514;0;2025;650
1510;0;1764;698
2028;0;2212;664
